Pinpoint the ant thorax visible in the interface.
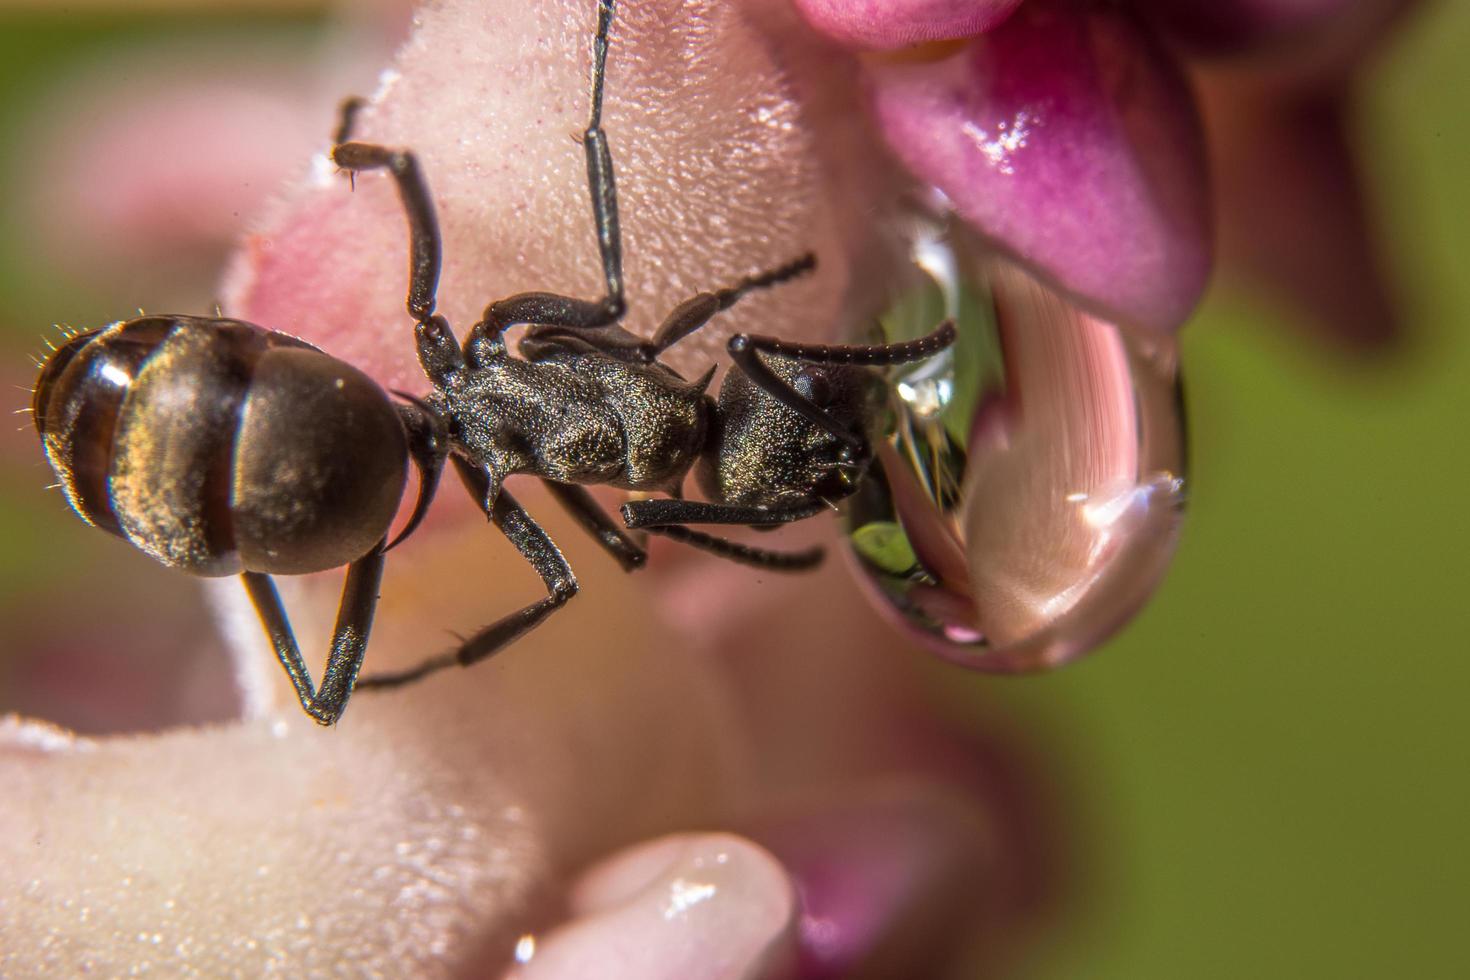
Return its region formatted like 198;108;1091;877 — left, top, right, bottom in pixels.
432;340;712;498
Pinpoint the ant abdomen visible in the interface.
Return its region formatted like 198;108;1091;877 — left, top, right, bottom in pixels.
33;315;408;578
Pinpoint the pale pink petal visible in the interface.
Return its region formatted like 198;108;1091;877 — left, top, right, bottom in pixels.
504;834;798;979
0;2;1031;976
225;0;898;391
868;0;1212;333
0;569;738;976
792;0;1023;50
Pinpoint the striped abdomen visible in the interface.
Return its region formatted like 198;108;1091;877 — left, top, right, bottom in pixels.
33;315;408;577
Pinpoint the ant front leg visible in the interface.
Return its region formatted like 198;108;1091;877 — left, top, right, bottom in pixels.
355;460;580;692
466;0;625;357
240;543;388;725
725;320;959;449
620;498;827;571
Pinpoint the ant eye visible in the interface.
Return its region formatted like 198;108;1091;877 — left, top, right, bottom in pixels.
795;369;831;407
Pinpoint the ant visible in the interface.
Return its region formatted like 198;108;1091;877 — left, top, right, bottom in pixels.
30;0;955;725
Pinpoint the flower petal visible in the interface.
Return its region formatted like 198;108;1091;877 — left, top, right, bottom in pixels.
867;0;1212;333
1134;0;1417;62
1197;73;1400;348
792;0;1024;50
504;834;798;979
751;783;993;979
224;0;895;391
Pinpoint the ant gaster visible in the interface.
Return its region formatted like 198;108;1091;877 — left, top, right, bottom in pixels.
30;0;955;725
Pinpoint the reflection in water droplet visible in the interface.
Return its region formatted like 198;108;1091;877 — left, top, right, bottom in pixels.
843;204;1187;671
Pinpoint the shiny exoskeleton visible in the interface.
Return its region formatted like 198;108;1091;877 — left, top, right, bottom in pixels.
31;0;954;724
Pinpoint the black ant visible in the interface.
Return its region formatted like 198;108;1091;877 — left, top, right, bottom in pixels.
30;0;954;725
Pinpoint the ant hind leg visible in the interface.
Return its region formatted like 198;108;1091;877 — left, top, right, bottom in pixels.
331;140;443;325
240;544;388;726
355;461;580;692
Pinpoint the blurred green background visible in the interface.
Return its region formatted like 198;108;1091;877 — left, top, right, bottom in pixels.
991;5;1470;976
0;2;1465;977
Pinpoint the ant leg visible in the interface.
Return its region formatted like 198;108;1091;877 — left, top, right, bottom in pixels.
620;499;825;569
333;95;367;145
621;498;824;529
331;142;443;323
641;524;823;571
541;480;646;572
355;461;578;692
240;543;388;726
467;0;625;349
642;254;817;359
518;254;816;367
583;0;624;318
726;320;957;450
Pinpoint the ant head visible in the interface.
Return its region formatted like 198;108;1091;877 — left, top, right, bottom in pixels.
700;357;880;508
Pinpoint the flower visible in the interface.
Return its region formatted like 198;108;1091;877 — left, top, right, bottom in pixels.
1;1;1061;975
795;0;1414;347
0;0;1424;974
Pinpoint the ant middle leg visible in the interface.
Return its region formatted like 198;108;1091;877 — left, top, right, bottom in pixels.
355;460;579;692
621;498;825;529
541;479;646;572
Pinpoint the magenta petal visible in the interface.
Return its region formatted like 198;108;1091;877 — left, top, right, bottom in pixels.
1201;78;1400;348
793;0;1023;50
869;0;1212;333
752;785;993;979
1133;0;1414;58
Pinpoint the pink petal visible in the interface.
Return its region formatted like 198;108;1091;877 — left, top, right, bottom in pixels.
1133;0;1417;62
1197;73;1400;348
3;2;1053;976
868;0;1212;333
750;784;993;979
505;834;798;979
225;1;894;392
0;561;739;975
13;61;323;314
792;0;1023;50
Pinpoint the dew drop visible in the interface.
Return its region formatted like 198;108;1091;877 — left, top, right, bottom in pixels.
843;202;1187;671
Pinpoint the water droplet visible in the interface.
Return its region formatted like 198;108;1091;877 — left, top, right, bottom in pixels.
843;203;1187;671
